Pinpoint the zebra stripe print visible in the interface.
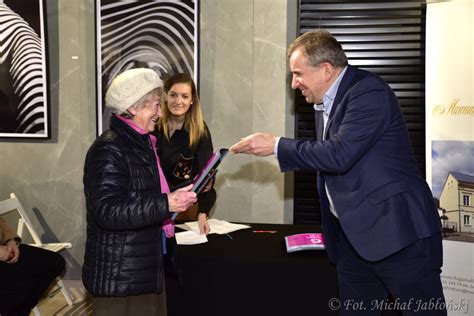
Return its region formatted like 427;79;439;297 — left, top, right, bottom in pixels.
97;0;197;134
99;0;196;86
0;1;47;136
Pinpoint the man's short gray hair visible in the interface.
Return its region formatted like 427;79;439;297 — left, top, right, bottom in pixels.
288;30;348;68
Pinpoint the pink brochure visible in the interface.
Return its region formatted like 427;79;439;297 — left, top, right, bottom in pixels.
285;233;325;253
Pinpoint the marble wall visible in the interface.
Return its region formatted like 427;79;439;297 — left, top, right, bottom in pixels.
200;0;297;224
0;0;96;279
0;0;296;279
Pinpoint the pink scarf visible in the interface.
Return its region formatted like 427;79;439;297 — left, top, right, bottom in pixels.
115;115;174;237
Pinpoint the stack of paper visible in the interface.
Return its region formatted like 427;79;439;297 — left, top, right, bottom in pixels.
175;231;208;245
176;218;251;235
175;219;250;245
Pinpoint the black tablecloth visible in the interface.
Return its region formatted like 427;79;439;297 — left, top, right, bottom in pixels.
166;223;339;316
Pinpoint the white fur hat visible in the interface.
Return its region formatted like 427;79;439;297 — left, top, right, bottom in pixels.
105;68;163;114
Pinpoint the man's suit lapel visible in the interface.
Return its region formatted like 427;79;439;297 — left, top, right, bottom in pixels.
323;65;357;140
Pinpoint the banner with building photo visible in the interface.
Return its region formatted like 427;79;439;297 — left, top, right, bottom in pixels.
426;0;473;314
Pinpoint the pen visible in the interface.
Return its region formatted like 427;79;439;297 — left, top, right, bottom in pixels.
252;230;278;233
225;233;233;240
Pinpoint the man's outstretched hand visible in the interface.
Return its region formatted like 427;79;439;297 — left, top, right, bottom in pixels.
229;133;276;157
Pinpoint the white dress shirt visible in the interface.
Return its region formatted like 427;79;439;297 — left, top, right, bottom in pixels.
275;66;348;218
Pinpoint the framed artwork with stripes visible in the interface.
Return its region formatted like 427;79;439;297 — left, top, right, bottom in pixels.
95;0;199;136
0;0;49;139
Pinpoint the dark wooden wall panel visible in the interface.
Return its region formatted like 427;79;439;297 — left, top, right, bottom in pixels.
294;0;426;224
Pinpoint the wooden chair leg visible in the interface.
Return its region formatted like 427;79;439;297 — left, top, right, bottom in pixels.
57;278;74;305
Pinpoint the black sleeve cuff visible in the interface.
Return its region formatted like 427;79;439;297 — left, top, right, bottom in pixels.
5;237;22;245
198;188;216;214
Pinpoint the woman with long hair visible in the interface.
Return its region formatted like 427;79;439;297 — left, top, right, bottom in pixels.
156;73;216;234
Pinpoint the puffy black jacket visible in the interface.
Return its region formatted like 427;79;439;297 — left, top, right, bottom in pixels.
82;115;170;297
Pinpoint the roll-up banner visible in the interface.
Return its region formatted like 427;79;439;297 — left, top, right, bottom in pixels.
426;1;473;314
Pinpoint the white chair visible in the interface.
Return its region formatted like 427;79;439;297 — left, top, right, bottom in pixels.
0;193;74;316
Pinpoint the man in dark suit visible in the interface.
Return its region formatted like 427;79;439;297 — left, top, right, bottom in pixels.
230;30;445;315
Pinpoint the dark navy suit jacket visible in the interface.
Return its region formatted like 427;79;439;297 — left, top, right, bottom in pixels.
278;65;441;263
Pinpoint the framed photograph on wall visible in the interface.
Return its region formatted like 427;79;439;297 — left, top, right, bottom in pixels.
0;0;49;139
95;0;200;136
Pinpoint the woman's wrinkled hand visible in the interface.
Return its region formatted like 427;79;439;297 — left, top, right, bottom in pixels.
168;184;197;212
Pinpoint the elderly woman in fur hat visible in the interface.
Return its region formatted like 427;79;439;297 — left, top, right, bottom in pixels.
83;68;196;315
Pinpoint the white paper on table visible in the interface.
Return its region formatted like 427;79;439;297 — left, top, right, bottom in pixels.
176;218;251;235
175;223;195;232
175;231;208;245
